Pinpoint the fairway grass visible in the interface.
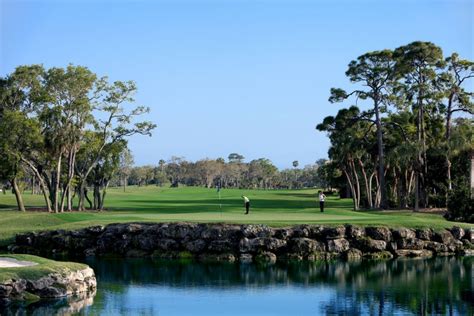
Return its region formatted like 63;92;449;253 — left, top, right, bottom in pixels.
0;186;472;246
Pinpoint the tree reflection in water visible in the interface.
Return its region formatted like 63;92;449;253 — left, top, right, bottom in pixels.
1;257;471;315
0;290;96;315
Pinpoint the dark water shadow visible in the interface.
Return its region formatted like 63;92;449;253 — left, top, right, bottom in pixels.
0;290;96;316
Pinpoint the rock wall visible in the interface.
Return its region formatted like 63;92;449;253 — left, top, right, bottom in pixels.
0;267;96;303
8;223;474;263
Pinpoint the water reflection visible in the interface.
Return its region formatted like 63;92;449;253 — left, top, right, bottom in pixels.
0;290;96;316
1;257;472;315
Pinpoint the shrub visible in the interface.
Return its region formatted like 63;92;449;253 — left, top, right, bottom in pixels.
445;185;474;223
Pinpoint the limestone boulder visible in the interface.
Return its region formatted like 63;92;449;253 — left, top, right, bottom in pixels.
323;226;346;239
274;228;293;240
464;228;473;242
241;225;273;238
239;237;287;253
156;238;179;251
327;238;350;253
15;233;36;247
292;225;311;238
391;228;416;240
365;227;392;242
450;227;465;240
424;241;448;253
416;228;433;241
396;238;424;250
1;267;96;301
356;238;387;252
207;239;235;253
344;248;363;260
290;238;325;254
308;225;325;239
345;225;365;239
158;223;200;240
184;239;207;253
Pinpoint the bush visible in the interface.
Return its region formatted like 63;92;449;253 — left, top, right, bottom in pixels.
428;194;447;208
445;186;474;223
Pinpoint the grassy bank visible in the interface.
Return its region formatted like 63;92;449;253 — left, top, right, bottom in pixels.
0;254;88;283
0;186;471;246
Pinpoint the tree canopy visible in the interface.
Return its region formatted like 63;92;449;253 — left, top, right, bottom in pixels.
0;64;156;212
318;41;473;219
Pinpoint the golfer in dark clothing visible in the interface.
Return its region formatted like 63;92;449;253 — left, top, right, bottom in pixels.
242;195;250;214
318;191;326;212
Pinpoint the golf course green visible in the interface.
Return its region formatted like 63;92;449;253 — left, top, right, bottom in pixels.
0;186;471;246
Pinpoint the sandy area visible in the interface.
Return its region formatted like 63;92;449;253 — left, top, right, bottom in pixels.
0;257;38;268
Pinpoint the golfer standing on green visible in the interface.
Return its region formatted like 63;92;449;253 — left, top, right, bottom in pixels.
318;191;326;213
242;195;250;214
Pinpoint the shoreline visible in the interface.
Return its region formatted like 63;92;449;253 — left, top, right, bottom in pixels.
7;223;474;262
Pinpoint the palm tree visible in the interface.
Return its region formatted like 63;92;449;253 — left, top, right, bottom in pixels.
292;160;299;184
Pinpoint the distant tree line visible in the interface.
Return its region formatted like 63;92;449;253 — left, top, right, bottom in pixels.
317;41;473;221
115;154;328;190
0;65;156;212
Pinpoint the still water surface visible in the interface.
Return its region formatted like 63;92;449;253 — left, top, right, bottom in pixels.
2;256;473;315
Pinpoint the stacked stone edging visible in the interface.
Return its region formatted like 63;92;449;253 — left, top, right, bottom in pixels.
0;267;96;302
8;223;474;263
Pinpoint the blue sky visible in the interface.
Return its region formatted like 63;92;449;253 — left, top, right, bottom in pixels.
1;0;472;168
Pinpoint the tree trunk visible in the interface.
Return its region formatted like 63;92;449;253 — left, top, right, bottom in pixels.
414;173;419;212
420;101;429;208
53;154;62;213
99;180;110;211
21;158;52;212
369;171;376;207
67;185;73;211
31;175;35;195
414;77;424;211
392;167;398;205
11;177;25;212
374;173;381;207
93;184;101;210
83;187;93;209
374;99;387;209
67;150;75;211
78;181;86;211
349;159;360;208
445;93;454;193
60;186;68;213
77;161;98;211
343;166;359;210
358;158;372;208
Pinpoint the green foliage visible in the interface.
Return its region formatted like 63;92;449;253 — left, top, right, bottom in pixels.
228;153;245;163
0;64;156;212
318;41;473;213
445;150;474;223
446;186;474;223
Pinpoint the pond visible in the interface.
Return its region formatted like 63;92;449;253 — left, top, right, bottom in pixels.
2;256;473;315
